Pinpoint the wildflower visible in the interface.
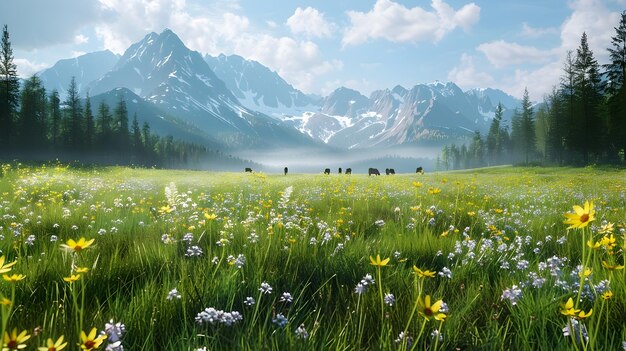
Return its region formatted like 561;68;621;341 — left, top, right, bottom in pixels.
272;314;288;328
184;246;203;257
563;201;595;230
384;293;395;307
3;328;31;350
61;238;95;252
79;328;106;351
295;324;309;339
354;283;367;295
102;319;125;351
38;335;67;351
259;282;273;294
158;205;174;214
395;331;413;347
244;297;255;306
601;291;613;300
598;222;614;234
204;213;217;220
601;261;624;270
418;295;446;321
25;235;35;246
369;255;390;267
166;288;181;300
2;274;25;283
50;235;58;242
574;308;592;320
76;267;89;273
431;329;443;342
501;285;523;305
578;268;592;278
412;266;436;278
560;298;581;317
563;318;588;344
0;256;17;274
374;219;385;227
0;298;10;305
279;292;293;303
438;267;452;279
63;275;80;283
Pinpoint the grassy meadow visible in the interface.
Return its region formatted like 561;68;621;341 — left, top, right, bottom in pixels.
0;163;624;350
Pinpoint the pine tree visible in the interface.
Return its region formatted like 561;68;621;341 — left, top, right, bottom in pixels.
574;32;604;163
486;103;504;165
96;101;112;148
535;102;550;163
546;88;567;164
468;130;484;168
83;93;95;151
49;90;61;150
18;75;47;151
114;97;129;156
0;25;19;152
561;51;577;163
519;88;536;164
605;11;626;162
63;77;83;150
131;113;142;162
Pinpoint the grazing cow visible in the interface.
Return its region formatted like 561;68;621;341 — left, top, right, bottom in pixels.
245;167;253;173
345;168;352;175
324;168;331;174
338;167;342;174
284;167;288;175
416;167;424;174
368;168;380;176
389;168;395;175
385;168;390;175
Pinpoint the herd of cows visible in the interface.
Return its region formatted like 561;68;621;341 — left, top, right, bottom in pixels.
243;167;424;175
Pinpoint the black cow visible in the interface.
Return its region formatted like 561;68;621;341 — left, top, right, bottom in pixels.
389;168;395;175
324;168;331;174
284;167;288;175
416;167;424;174
345;168;352;175
385;168;390;175
338;167;342;174
368;168;380;176
245;167;253;173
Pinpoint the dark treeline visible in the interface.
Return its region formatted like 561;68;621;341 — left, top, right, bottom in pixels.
0;25;222;168
439;12;626;170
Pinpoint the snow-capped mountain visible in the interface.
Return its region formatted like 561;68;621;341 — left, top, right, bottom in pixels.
38;50;119;100
37;28;521;151
286;82;520;149
87;29;316;148
204;54;318;119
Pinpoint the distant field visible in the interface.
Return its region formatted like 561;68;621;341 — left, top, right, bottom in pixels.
0;164;624;350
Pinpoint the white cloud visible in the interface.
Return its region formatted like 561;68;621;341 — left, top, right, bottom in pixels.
520;23;558;38
14;58;48;78
74;34;89;45
508;61;562;101
233;34;343;92
286;7;335;39
342;0;480;46
559;0;620;62
71;51;87;58
477;40;556;68
447;53;494;89
266;20;278;29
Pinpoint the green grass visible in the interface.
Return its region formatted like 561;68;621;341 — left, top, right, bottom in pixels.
0;163;624;350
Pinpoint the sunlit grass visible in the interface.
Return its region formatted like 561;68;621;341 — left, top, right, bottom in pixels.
0;162;624;350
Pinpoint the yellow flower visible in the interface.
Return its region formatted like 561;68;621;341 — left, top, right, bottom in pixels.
560;297;580;316
204;212;217;220
75;267;89;273
601;261;624;270
412;266;436;278
427;187;441;195
79;328;106;351
563;200;595;229
575;308;592;320
412;181;423;188
3;328;31;350
0;298;10;305
38;336;67;351
61;238;95;253
598;222;614;234
158;204;174;214
599;234;616;250
417;295;446;321
586;239;601;249
2;274;25;283
0;256;17;274
63;275;81;283
601;291;613;300
578;268;592;278
369;255;390;267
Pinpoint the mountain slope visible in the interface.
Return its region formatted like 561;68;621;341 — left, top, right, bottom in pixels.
38;50;119;100
205;54;317;119
87;29;318;149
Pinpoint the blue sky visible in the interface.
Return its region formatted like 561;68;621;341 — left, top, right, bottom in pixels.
1;0;624;100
